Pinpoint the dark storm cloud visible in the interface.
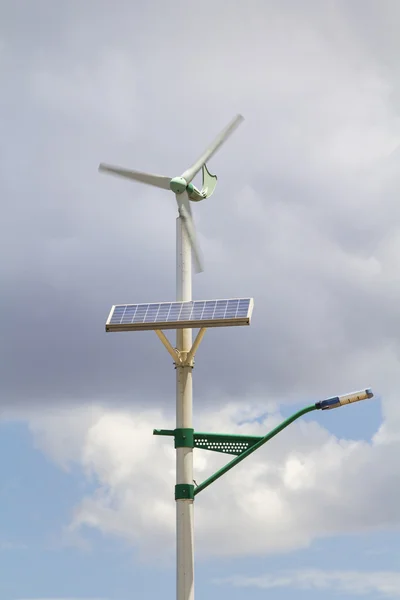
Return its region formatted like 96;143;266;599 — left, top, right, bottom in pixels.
1;0;400;413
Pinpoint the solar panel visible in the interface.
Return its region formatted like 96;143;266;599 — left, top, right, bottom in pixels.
105;298;254;332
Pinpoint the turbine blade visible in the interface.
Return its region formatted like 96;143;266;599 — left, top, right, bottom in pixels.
177;192;204;273
181;114;244;184
99;164;171;190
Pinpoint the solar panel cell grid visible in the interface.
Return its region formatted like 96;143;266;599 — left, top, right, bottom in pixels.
108;298;251;326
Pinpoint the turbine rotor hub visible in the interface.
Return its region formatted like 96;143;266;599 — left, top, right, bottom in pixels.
170;177;187;194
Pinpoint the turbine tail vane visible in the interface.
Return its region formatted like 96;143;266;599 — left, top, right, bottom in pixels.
201;164;218;199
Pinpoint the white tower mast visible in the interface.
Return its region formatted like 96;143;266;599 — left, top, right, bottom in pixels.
176;219;194;600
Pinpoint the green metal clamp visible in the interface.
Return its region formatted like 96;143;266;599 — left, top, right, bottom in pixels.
175;483;195;500
174;428;194;448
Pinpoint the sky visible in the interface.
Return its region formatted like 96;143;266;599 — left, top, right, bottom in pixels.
1;0;400;598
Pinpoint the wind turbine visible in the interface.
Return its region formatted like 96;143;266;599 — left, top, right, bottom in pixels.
99;114;244;273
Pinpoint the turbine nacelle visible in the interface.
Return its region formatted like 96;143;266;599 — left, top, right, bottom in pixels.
170;177;187;195
99;114;244;273
170;175;210;202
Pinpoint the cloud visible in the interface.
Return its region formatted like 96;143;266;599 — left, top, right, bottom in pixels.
217;569;400;597
25;396;400;559
30;48;139;140
2;0;400;570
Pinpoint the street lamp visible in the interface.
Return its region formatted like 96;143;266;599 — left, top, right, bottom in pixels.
154;387;374;496
316;388;373;410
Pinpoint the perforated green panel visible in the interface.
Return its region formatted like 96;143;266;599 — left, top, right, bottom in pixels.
153;428;264;456
193;433;263;456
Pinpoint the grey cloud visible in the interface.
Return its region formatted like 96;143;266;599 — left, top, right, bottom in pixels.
1;0;400;415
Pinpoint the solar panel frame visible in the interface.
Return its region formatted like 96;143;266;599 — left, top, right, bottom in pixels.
105;298;254;332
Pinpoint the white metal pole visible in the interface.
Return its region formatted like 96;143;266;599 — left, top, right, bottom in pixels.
176;216;195;600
